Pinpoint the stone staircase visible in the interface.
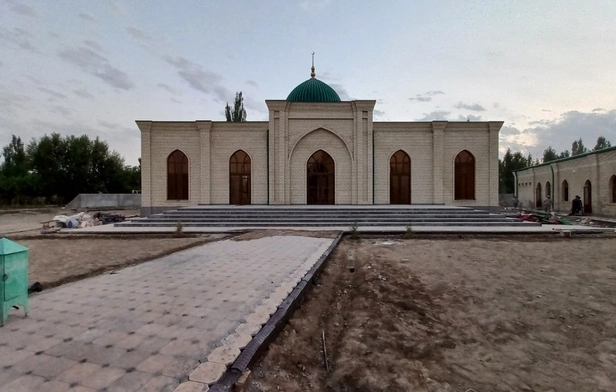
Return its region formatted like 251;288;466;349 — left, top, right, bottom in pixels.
116;205;534;228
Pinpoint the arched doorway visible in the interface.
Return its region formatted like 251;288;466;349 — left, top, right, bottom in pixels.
307;150;335;205
167;150;189;200
229;150;251;205
390;150;411;204
454;150;475;200
610;175;616;203
584;180;592;214
546;181;551;198
536;183;542;208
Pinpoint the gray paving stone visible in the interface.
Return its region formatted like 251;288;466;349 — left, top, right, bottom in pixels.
140;375;180;392
79;366;125;390
107;370;153;392
0;235;334;389
37;380;71;392
0;374;46;392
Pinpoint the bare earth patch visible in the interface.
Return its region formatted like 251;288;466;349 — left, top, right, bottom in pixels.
248;235;616;392
12;234;227;288
232;229;340;241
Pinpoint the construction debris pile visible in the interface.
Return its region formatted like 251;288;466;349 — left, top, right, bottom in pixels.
42;212;127;233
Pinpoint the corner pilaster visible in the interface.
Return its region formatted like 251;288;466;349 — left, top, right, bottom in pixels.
432;121;446;204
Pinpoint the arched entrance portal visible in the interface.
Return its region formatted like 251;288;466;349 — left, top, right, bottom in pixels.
584;180;592;214
536;183;542;208
229;150;251;205
390;150;411;204
307;150;335;205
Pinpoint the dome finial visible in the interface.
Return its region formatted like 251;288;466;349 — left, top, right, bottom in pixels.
310;52;316;78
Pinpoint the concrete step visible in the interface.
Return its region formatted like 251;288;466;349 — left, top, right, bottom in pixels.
116;220;532;227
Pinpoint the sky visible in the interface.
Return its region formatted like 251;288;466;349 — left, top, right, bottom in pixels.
1;0;616;166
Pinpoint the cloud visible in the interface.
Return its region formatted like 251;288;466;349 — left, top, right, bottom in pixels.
328;83;351;100
409;90;445;102
98;120;117;129
454;102;486;111
457;114;482;121
528;119;555;126
37;87;68;100
163;56;231;101
500;109;616;158
58;46;135;90
592;108;606;112
126;26;153;41
107;1;125;16
373;109;385;118
417;111;450;121
49;105;73;118
246;80;259;87
541;109;552;112
9;1;37;17
0;27;37;52
500;126;520;136
84;40;104;52
157;83;181;95
79;13;97;22
73;88;94;99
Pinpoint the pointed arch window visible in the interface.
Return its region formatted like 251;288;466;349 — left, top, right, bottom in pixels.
454;150;475;200
562;180;569;202
167;150;189;200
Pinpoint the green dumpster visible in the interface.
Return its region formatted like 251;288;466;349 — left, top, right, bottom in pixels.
0;238;29;326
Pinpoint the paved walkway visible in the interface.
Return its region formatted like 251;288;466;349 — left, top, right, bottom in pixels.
0;235;334;392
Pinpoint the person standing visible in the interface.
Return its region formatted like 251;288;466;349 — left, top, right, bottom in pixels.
543;195;552;212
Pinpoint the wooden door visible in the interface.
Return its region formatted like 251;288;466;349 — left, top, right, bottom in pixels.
230;150;251;205
584;180;592;214
390;150;411;204
307;150;335;205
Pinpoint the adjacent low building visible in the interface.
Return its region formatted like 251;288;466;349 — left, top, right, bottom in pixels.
138;66;503;216
514;146;616;216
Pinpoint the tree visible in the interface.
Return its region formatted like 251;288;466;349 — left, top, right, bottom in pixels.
571;138;588;156
542;146;558;163
499;148;532;193
593;136;612;151
225;91;247;122
559;150;570;159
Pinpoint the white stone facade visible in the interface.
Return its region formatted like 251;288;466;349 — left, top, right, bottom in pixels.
138;100;503;215
515;147;616;216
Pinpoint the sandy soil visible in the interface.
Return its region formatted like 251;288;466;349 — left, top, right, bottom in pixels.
233;230;340;241
0;208;141;235
248;235;616;392
11;234;227;288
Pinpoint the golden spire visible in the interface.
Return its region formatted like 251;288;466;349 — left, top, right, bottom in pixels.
310;52;316;78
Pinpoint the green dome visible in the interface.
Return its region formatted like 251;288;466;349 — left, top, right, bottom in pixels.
287;77;342;102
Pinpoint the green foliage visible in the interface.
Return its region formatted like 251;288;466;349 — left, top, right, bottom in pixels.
225;91;247;122
349;220;359;240
499;148;532;194
404;224;414;239
571;138;588;156
174;221;185;237
593;136;612;151
542;146;558;163
0;133;140;205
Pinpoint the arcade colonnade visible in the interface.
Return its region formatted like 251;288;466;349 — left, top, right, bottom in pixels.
138;103;502;216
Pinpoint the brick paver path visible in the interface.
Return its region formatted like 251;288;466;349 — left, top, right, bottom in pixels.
0;235;333;392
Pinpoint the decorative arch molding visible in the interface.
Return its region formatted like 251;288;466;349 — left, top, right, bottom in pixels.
288;128;353;204
289;127;353;162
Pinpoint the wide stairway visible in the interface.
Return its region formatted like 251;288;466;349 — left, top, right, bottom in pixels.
115;205;533;228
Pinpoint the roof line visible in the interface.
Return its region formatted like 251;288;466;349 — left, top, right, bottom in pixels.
513;145;616;172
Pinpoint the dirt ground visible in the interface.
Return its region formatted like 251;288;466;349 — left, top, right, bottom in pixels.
10;234;227;288
248;235;616;392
